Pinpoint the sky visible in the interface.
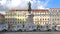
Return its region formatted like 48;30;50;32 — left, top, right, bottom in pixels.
0;0;60;14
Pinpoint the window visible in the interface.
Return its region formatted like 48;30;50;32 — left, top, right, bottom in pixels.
18;22;19;23
35;22;38;24
55;19;56;20
6;21;7;24
44;22;45;25
43;19;44;20
48;19;49;20
45;19;46;20
40;19;41;20
13;13;16;16
23;21;25;23
20;22;21;23
14;22;15;24
32;26;34;28
57;19;59;20
53;19;54;20
5;18;7;20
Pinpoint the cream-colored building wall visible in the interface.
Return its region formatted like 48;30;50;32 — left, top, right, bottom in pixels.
5;11;28;24
49;10;60;25
33;12;49;26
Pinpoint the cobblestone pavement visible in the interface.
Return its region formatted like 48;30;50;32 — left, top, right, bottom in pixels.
0;32;60;34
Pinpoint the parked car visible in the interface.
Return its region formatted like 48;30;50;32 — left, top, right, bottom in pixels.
24;22;37;32
2;24;8;32
55;25;60;31
0;24;8;32
11;24;23;32
0;25;4;31
25;25;37;32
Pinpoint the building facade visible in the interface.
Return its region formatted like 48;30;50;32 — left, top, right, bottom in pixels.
5;8;60;28
0;14;5;24
48;8;60;25
32;10;49;26
5;10;29;30
5;9;50;26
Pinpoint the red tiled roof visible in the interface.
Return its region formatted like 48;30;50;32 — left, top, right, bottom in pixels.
9;9;48;12
49;8;60;10
32;9;48;12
